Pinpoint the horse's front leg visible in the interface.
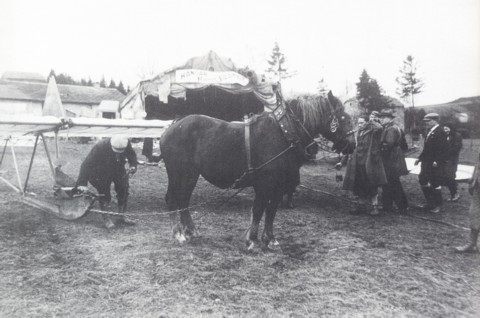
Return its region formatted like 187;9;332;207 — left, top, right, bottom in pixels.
180;208;197;239
246;195;266;251
170;207;197;243
262;192;282;250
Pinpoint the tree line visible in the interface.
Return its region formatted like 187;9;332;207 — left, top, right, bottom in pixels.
48;69;128;95
266;42;424;135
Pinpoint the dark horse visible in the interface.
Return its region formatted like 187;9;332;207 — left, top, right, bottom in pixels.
160;91;354;249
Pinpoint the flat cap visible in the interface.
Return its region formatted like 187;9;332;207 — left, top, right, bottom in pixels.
423;113;440;121
379;109;395;118
110;136;129;153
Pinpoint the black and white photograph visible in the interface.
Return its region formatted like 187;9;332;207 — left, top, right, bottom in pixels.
1;0;479;316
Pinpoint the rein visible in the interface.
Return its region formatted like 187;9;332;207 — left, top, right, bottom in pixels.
240;92;351;186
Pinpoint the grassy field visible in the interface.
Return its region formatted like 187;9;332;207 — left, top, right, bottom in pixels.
0;138;479;317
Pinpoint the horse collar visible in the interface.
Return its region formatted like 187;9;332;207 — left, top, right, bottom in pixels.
272;104;316;160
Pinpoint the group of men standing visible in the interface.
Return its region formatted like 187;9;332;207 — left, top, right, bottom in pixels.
337;110;463;217
337;109;409;215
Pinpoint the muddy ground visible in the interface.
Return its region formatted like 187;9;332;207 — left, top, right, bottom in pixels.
0;139;479;317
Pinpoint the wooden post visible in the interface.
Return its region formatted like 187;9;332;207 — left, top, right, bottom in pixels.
10;142;24;194
40;134;56;183
23;135;40;193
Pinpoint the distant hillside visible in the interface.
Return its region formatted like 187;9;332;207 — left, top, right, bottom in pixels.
415;96;480;137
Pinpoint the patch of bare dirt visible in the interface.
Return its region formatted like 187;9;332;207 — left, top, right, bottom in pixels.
0;139;479;317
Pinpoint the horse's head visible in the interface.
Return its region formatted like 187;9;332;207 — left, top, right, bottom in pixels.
323;91;355;154
285;92;355;157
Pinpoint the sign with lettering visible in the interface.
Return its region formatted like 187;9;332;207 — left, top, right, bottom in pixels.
175;69;249;86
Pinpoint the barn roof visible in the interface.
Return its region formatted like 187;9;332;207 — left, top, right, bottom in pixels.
0;80;125;104
1;71;46;83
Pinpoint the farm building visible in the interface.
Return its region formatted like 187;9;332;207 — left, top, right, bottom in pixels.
120;51;277;121
344;96;405;129
0;71;126;118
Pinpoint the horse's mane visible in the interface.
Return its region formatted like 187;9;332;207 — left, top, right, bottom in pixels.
286;94;343;134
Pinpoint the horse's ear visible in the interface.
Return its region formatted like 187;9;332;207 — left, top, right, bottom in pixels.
327;91;337;108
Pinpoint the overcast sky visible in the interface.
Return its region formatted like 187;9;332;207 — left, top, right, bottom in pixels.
1;0;479;105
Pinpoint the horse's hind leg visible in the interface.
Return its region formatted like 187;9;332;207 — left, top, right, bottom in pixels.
246;195;267;251
167;167;199;243
262;192;282;250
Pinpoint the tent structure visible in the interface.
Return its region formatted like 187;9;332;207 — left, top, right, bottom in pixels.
120;51;278;121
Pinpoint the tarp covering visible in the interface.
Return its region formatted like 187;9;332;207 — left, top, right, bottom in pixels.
120;51;277;121
405;157;474;182
0;115;171;138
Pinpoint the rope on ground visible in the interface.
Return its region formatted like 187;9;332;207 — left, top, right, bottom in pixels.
298;184;357;205
403;213;469;231
88;183;249;218
298;184;470;232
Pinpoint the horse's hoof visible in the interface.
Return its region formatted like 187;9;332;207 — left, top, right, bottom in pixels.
267;239;281;251
185;230;199;242
104;219;115;230
247;241;261;252
174;232;187;243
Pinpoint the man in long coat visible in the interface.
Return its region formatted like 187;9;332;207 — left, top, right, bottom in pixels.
342;115;387;215
379;109;409;213
414;113;448;213
75;136;138;229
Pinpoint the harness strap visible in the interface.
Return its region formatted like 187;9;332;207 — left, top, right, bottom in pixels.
244;116;253;171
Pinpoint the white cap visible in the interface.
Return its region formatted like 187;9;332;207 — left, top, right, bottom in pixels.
110;136;129;153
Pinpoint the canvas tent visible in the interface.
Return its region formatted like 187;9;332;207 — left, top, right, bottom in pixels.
120;51;277;121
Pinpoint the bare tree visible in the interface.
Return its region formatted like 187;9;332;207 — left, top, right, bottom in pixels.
396;55;425;142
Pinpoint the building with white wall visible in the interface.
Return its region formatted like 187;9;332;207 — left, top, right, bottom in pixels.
0;72;125;118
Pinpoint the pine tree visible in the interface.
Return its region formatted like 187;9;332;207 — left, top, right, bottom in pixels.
87;78;93;86
396;55;424;108
48;69;56;80
56;73;76;85
108;79;116;88
266;42;294;82
396;55;425;140
99;76;107;88
117;81;127;95
355;69;388;113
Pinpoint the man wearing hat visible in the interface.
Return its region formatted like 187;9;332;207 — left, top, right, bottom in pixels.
414;113;448;213
369;111;381;124
379;109;409;213
341;115;387;215
75;136;138;229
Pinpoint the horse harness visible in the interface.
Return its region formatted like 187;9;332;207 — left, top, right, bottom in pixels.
242;100;317;178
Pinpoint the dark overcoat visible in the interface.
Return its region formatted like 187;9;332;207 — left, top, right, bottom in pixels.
418;125;448;187
380;121;408;179
343;121;387;191
444;131;463;179
76;138;137;187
